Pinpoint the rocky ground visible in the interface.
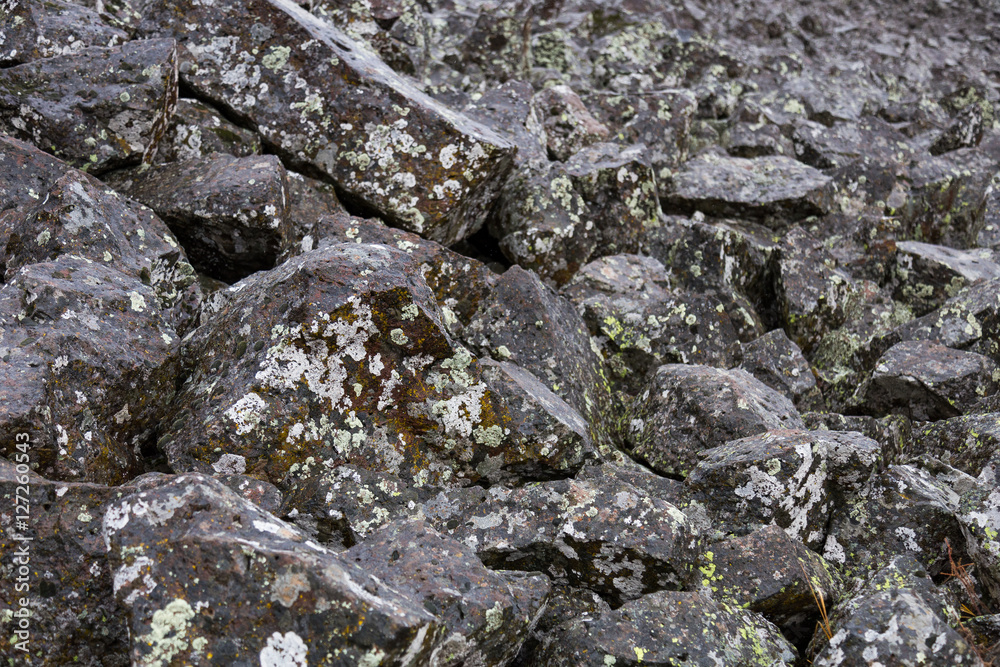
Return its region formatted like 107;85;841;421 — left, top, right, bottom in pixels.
1;0;1000;664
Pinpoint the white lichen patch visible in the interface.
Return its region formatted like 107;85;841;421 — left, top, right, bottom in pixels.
259;631;308;667
224;392;268;435
135;598;200;667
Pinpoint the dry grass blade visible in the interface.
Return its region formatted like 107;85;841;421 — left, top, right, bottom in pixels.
799;560;833;641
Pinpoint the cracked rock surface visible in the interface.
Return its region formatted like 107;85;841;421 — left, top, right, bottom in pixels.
2;0;1000;663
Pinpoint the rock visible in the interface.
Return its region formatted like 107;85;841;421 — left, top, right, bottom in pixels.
930;104;987;156
136;0;515;245
120;152;291;283
430;475;700;607
686;429;881;549
1;168;198;333
103;473;446;664
0;256;179;484
0;459;156;664
803;412;913;469
162;243;580;489
894;240;1000;317
0;39;178;174
823;463;968;578
281;172;346;257
463;265;621;457
740;328;825;412
958;472;1000;607
624;364;804;478
532;84;609;161
707;524;839;641
0;0;127;65
155;98;262;164
911;414;1000;479
856;341;999;421
0;134;74;215
534;590;796;667
342;519;549;666
661;151;832;226
811;556;981;666
490;142;660;286
789;116;910;170
562;254;743;394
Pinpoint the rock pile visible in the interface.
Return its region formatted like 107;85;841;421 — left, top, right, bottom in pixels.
1;0;1000;664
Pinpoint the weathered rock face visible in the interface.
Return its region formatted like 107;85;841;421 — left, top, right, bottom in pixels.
121;152;292;283
0;39;178;174
104;473;446;665
155;98;262;164
625;364;804;478
0;0;128;65
134;0;516;245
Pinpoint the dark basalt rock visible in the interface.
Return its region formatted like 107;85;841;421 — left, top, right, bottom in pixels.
625;364;804;478
740;328;825;412
893;240;1000;317
911;414;1000;479
155;98;262;165
0;39;178;174
686;429;881;549
120;152;292;283
0;0;128;65
135;0;516;245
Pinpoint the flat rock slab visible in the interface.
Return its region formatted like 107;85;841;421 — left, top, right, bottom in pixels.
136;0;515;245
343;519;549;666
0;256;179;484
0;39;178;174
686;428;881;549
625;364;804;478
534;590;796;667
859;341;999;421
103;473;445;665
123;152;291;283
662;152;832;225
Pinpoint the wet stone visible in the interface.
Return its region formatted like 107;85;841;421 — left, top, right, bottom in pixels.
155;98;262;165
122;152;291;283
534;590;796;667
342;519;550;667
686;429;881;549
661;151;833;227
0;38;178;174
137;0;516;245
0;256;179;485
740;328;825;412
103;472;446;665
894;240;1000;317
856;341;999;421
625;364;804;478
430;475;701;607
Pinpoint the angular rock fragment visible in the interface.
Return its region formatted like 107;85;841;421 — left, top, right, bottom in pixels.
0;134;72;214
0;39;178;173
708;524;838;640
686;429;881;549
661;152;832;226
491;142;660;285
811;556;981;666
122;152;291;283
463;265;621;456
0;257;179;484
155;98;262;164
0;0;127;65
137;0;515;245
625;364;804;478
957;471;1000;605
911;414;1000;479
430;476;701;607
823;463;968;577
162;243;574;489
740;328;825;411
1;169;198;333
894;240;1000;317
857;341;999;420
343;519;549;666
534;590;796;667
0;460;156;664
104;473;444;665
532;84;609;161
